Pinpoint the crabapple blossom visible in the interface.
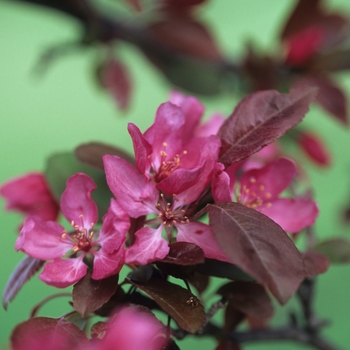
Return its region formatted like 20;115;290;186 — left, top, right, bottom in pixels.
212;157;319;233
15;173;129;287
0;172;59;222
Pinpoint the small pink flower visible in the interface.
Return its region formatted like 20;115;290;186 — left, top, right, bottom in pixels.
104;156;228;264
15;173;129;288
84;307;167;350
128;101;221;203
0;172;59;222
212;158;319;233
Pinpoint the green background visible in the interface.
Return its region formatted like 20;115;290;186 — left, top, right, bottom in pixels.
1;1;350;349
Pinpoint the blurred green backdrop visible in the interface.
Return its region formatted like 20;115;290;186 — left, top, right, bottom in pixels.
1;1;350;349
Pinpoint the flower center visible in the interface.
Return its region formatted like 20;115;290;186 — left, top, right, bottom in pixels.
237;177;272;211
61;214;95;255
156;194;189;227
153;142;187;183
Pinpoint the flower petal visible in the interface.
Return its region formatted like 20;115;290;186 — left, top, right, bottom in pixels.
0;172;58;221
128;123;153;176
125;226;169;265
97;199;129;254
92;247;125;280
103;155;159;217
260;198;319;233
240;158;296;202
211;163;232;202
60;173;98;231
15;216;70;260
176;222;229;262
39;257;87;288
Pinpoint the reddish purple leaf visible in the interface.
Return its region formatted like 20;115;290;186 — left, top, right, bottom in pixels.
73;272;119;317
302;251;330;277
223;305;245;335
2;256;44;310
102;57;132;111
314;238;350;264
311;49;350;73
75;142;135;170
11;317;87;350
218;86;317;167
187;271;210;295
207;202;306;304
217;281;274;319
280;0;348;49
127;278;206;333
161;242;205;265
296;76;348;125
148;15;222;61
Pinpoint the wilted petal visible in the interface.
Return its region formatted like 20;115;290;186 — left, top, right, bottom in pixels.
125;226;169;265
15;216;70;260
176;222;229;262
0;172;59;221
40;257;87;288
261;198;319;233
60;173;98;231
104;155;159;217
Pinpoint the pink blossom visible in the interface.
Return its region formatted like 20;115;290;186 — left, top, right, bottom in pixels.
128;101;221;203
15;173;129;287
85;307;167;350
212;158;319;233
0;172;59;222
104;155;228;264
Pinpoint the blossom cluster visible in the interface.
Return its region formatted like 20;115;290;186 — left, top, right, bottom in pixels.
1;90;320;349
1;93;318;288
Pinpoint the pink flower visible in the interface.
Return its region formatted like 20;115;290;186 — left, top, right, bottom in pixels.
85;307;167;350
128;101;221;203
212;158;319;233
104;156;227;265
0;172;59;222
15;173;129;288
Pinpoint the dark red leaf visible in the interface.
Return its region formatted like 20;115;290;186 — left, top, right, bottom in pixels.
217;281;274;319
2;256;44;310
127;278;206;333
302;250;330;276
280;0;348;49
148;15;222;61
187;271;210;295
207;202;306;304
311;49;350;73
223;304;245;335
160;0;207;13
11;317;87;350
75;142;135;170
314;238;350;264
101;57;132;111
73;272;119;317
218;86;317;167
296;76;348;125
161;242;205;265
196;259;254;282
